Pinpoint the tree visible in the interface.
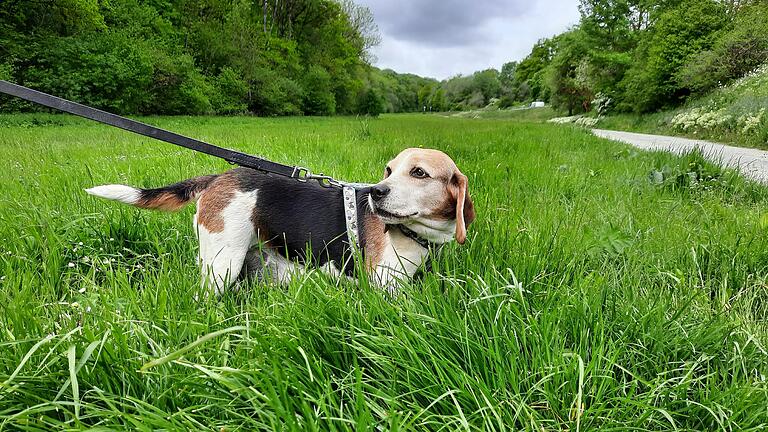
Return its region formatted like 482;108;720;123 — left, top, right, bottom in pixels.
302;65;336;115
472;69;502;105
546;30;594;115
515;38;556;101
499;61;518;88
339;0;381;62
359;87;383;116
0;0;382;116
619;0;728;112
678;2;768;95
417;84;433;110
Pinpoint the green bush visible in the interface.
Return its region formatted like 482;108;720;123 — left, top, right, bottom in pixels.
145;51;213;115
678;3;768;95
302;66;336;116
0;63;12;80
20;33;154;114
618;0;728;113
358;87;383;117
212;67;249;115
248;69;304;116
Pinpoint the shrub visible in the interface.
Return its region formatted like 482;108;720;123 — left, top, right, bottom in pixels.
248;69;304;116
212;67;249;114
302;66;336;116
358;87;383;117
679;3;768;95
20;32;154;114
0;63;12;80
619;0;728;113
145;51;213;115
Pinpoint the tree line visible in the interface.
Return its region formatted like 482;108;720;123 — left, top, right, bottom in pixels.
0;0;403;116
2;0;766;117
511;0;768;115
412;0;768;116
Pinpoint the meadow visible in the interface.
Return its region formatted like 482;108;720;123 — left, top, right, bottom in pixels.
0;113;767;430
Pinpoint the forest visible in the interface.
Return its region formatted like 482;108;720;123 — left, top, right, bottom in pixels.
430;0;768;116
510;0;768;116
0;0;422;116
2;0;767;117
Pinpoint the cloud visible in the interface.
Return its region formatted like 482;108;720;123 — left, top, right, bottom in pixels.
368;0;531;47
357;0;581;79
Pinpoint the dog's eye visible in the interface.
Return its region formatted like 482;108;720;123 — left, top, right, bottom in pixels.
410;167;429;179
385;166;392;177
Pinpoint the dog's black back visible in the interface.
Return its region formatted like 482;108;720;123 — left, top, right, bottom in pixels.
232;167;368;275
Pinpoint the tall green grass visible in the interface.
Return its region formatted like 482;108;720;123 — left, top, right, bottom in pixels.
0;113;766;430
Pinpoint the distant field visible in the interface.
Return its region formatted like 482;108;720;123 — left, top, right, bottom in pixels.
1;113;767;430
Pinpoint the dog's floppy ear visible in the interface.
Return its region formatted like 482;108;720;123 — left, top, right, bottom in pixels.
449;170;475;244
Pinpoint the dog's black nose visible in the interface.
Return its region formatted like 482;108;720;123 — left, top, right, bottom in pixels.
371;185;390;201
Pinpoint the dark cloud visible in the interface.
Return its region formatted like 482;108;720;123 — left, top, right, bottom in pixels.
356;0;580;79
361;0;531;47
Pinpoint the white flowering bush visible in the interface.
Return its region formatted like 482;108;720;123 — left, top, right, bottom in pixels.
667;63;768;143
548;115;582;124
738;108;766;134
575;117;599;127
547;115;600;128
593;92;612;116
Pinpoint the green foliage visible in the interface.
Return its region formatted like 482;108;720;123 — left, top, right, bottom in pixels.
679;2;768;95
3;0;766;119
0;0;380;116
147;52;215;115
19;33;154;114
440;69;504;110
515;38;556;101
302;66;336;116
597;63;768;148
514;0;768;117
358;87;383;117
212;67;250;114
365;69;437;113
0;63;13;81
249;68;305;116
619;0;728;112
546;30;593;115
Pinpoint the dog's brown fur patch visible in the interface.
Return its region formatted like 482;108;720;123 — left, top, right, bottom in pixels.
362;212;387;270
197;175;239;233
137;193;187;211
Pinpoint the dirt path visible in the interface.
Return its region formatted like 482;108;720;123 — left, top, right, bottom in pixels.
593;129;768;183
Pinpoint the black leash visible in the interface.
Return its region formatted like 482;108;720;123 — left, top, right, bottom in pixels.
0;80;340;187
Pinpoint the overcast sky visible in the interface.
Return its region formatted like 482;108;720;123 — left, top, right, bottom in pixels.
356;0;581;80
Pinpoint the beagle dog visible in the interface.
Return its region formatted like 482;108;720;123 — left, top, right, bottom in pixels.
86;148;475;295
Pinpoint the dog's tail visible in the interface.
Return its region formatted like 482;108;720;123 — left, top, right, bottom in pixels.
85;175;218;211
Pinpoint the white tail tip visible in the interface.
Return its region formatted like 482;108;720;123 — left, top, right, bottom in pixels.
85;185;140;205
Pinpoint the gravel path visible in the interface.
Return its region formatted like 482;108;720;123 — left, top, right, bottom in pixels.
592;129;768;183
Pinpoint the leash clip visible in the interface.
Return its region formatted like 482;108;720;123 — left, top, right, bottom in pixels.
307;173;342;188
292;166;311;182
293;166;341;188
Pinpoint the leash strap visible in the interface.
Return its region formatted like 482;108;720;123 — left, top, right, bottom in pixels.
0;80;323;183
0;81;390;250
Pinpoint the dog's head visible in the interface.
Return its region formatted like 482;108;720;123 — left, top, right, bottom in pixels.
368;148;475;244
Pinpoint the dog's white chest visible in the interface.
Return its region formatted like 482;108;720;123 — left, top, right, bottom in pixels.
374;229;430;287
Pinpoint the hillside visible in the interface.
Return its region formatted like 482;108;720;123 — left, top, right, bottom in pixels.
596;63;768;148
